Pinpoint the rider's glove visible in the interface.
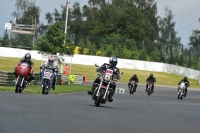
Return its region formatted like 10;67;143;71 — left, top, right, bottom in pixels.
96;68;101;72
117;75;120;80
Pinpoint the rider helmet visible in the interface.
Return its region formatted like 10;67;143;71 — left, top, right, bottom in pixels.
48;55;55;65
184;76;188;81
109;56;118;67
24;53;31;62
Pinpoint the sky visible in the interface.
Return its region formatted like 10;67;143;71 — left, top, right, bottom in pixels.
0;0;200;46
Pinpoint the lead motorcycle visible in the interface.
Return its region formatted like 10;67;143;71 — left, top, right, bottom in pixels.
15;62;30;93
178;81;186;99
90;64;123;107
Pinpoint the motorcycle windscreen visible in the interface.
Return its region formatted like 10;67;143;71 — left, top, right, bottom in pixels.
179;83;185;89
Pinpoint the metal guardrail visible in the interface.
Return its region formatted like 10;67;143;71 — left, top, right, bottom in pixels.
72;74;83;85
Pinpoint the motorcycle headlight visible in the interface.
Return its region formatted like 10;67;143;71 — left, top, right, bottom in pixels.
104;74;110;81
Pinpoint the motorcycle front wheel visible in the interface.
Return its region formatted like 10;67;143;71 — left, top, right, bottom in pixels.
95;89;104;107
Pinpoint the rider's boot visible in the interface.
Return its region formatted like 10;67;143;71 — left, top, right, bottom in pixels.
88;84;95;95
184;88;187;97
52;80;56;90
108;92;114;102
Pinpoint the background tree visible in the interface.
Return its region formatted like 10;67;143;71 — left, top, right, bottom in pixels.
158;7;181;64
36;21;74;55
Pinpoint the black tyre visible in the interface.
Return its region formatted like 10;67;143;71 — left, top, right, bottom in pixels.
18;88;22;93
130;86;134;94
95;89;104;107
148;88;151;95
15;86;18;93
42;85;46;94
178;91;181;99
15;77;22;93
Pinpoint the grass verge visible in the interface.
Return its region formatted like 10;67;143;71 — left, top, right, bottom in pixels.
0;57;199;89
0;84;91;94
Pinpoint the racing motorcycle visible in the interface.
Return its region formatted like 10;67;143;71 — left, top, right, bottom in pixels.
178;81;186;99
40;67;54;95
129;80;136;94
90;64;123;107
15;62;30;93
147;81;153;95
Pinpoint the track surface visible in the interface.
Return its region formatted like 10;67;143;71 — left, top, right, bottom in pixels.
0;82;200;133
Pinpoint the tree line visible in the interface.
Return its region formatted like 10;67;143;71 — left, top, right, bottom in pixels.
0;0;200;69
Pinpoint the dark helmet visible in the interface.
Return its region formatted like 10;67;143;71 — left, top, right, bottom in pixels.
150;73;153;77
109;56;118;67
133;74;137;77
184;76;188;80
24;53;31;62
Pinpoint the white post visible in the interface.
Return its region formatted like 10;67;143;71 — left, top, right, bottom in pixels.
63;0;70;74
64;0;69;36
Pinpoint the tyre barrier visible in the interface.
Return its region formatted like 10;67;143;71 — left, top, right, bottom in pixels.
116;88;126;94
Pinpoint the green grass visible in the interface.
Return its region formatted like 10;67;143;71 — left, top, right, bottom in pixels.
0;57;199;89
0;84;91;94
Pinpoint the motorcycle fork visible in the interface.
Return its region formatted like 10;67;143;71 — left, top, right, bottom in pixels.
20;77;24;87
96;79;103;97
16;76;19;85
103;81;110;99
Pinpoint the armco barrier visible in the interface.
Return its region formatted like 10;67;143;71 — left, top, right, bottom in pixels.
0;71;83;86
69;74;83;85
0;71;8;85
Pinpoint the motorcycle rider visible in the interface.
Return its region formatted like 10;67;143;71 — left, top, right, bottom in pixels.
14;53;35;86
128;74;139;92
178;76;190;97
146;73;156;92
88;56;121;102
40;55;58;90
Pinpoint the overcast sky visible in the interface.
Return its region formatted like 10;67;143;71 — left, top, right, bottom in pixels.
0;0;199;46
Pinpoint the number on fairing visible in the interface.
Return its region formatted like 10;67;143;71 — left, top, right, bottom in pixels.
44;72;51;78
105;69;113;76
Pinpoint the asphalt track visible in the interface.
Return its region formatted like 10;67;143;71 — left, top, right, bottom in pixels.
0;82;200;133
